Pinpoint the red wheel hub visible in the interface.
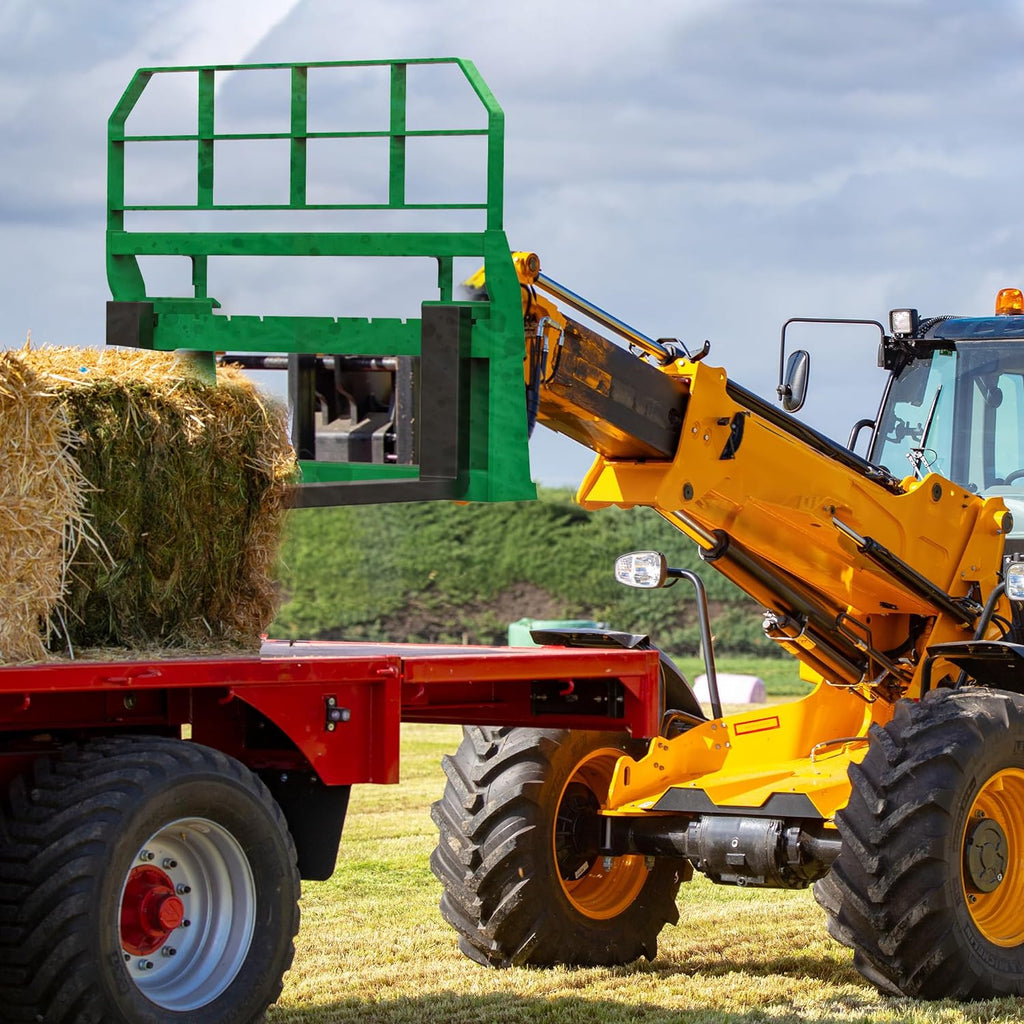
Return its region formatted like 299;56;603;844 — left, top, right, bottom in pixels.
121;866;185;955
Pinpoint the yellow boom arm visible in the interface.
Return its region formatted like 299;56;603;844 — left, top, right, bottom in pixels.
514;252;1010;703
512;254;1012;819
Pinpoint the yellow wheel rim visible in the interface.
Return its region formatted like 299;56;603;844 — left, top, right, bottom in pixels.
554;748;648;920
962;767;1024;947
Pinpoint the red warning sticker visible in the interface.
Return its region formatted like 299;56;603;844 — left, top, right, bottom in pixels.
733;716;781;736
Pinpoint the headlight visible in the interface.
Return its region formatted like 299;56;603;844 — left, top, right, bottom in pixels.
888;308;918;337
614;550;668;589
1005;562;1024;602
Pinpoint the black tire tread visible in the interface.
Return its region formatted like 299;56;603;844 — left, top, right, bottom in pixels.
0;735;300;1024
817;687;1024;999
430;726;684;968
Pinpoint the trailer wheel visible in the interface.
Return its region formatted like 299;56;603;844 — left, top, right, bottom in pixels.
0;736;299;1024
430;727;686;967
820;687;1024;999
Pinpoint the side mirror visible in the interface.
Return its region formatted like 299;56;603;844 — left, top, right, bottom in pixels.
614;550;669;589
777;349;810;412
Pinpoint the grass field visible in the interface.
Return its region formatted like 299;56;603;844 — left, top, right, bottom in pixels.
673;655;813;697
268;673;1023;1024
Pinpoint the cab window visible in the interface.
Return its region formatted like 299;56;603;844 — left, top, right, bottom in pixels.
961;351;1024;491
873;350;956;481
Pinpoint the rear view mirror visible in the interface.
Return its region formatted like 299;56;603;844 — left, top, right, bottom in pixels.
778;350;810;412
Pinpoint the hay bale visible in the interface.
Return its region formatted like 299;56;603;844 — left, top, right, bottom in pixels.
0;346;295;662
0;349;91;662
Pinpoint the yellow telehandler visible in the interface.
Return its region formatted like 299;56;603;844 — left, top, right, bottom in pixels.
432;254;1024;999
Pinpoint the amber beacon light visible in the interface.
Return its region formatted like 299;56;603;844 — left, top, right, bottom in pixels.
995;287;1024;314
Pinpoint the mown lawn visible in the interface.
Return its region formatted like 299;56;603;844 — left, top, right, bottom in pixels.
269;684;1023;1024
673;655;812;697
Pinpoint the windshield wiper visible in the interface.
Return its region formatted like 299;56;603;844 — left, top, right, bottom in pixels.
907;385;942;479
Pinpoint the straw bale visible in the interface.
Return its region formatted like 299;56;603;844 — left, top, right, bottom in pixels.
0;346;295;662
0;348;89;662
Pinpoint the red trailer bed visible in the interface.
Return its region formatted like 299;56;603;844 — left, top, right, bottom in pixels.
0;639;662;788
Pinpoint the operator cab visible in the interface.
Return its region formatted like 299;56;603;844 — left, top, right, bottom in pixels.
868;289;1024;550
780;288;1024;552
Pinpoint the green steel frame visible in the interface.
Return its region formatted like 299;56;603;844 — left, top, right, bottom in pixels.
106;58;534;505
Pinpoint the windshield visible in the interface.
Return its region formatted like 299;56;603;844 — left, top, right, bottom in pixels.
871;342;1024;493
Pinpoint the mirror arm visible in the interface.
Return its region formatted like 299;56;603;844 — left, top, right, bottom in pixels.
666;567;722;720
777;317;887;413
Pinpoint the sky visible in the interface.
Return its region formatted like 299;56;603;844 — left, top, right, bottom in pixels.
4;0;1024;485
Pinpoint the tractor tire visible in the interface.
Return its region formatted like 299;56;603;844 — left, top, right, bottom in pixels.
0;735;300;1023
430;726;687;967
819;686;1024;999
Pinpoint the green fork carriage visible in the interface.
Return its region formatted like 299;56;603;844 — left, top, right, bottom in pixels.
105;58;535;507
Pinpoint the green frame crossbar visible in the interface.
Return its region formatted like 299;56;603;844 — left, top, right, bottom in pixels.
106;58;534;506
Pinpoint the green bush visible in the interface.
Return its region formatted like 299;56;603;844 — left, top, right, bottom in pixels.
271;487;780;656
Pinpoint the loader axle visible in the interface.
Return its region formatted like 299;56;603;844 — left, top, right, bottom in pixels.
600;813;841;890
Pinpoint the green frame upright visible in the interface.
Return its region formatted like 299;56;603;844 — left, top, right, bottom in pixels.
106;58;534;506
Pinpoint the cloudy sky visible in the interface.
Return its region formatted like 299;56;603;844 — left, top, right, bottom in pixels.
4;0;1024;485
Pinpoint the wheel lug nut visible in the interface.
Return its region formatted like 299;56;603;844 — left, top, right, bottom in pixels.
163;858;178;869
137;959;153;970
139;850;155;862
161;947;177;957
180;919;191;928
176;884;191;895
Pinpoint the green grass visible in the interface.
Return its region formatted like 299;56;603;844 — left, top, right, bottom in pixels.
674;655;812;697
269;720;1024;1024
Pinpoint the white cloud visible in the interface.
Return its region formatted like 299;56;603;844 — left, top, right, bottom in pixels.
6;0;1024;484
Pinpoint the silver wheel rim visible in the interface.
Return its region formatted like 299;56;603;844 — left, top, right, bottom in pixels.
118;816;256;1011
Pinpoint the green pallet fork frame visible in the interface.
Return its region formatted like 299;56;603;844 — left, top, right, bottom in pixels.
106;58;534;507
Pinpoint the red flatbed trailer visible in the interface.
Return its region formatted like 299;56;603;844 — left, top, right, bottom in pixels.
0;639;662;1023
0;640;661;785
0;638;663;774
